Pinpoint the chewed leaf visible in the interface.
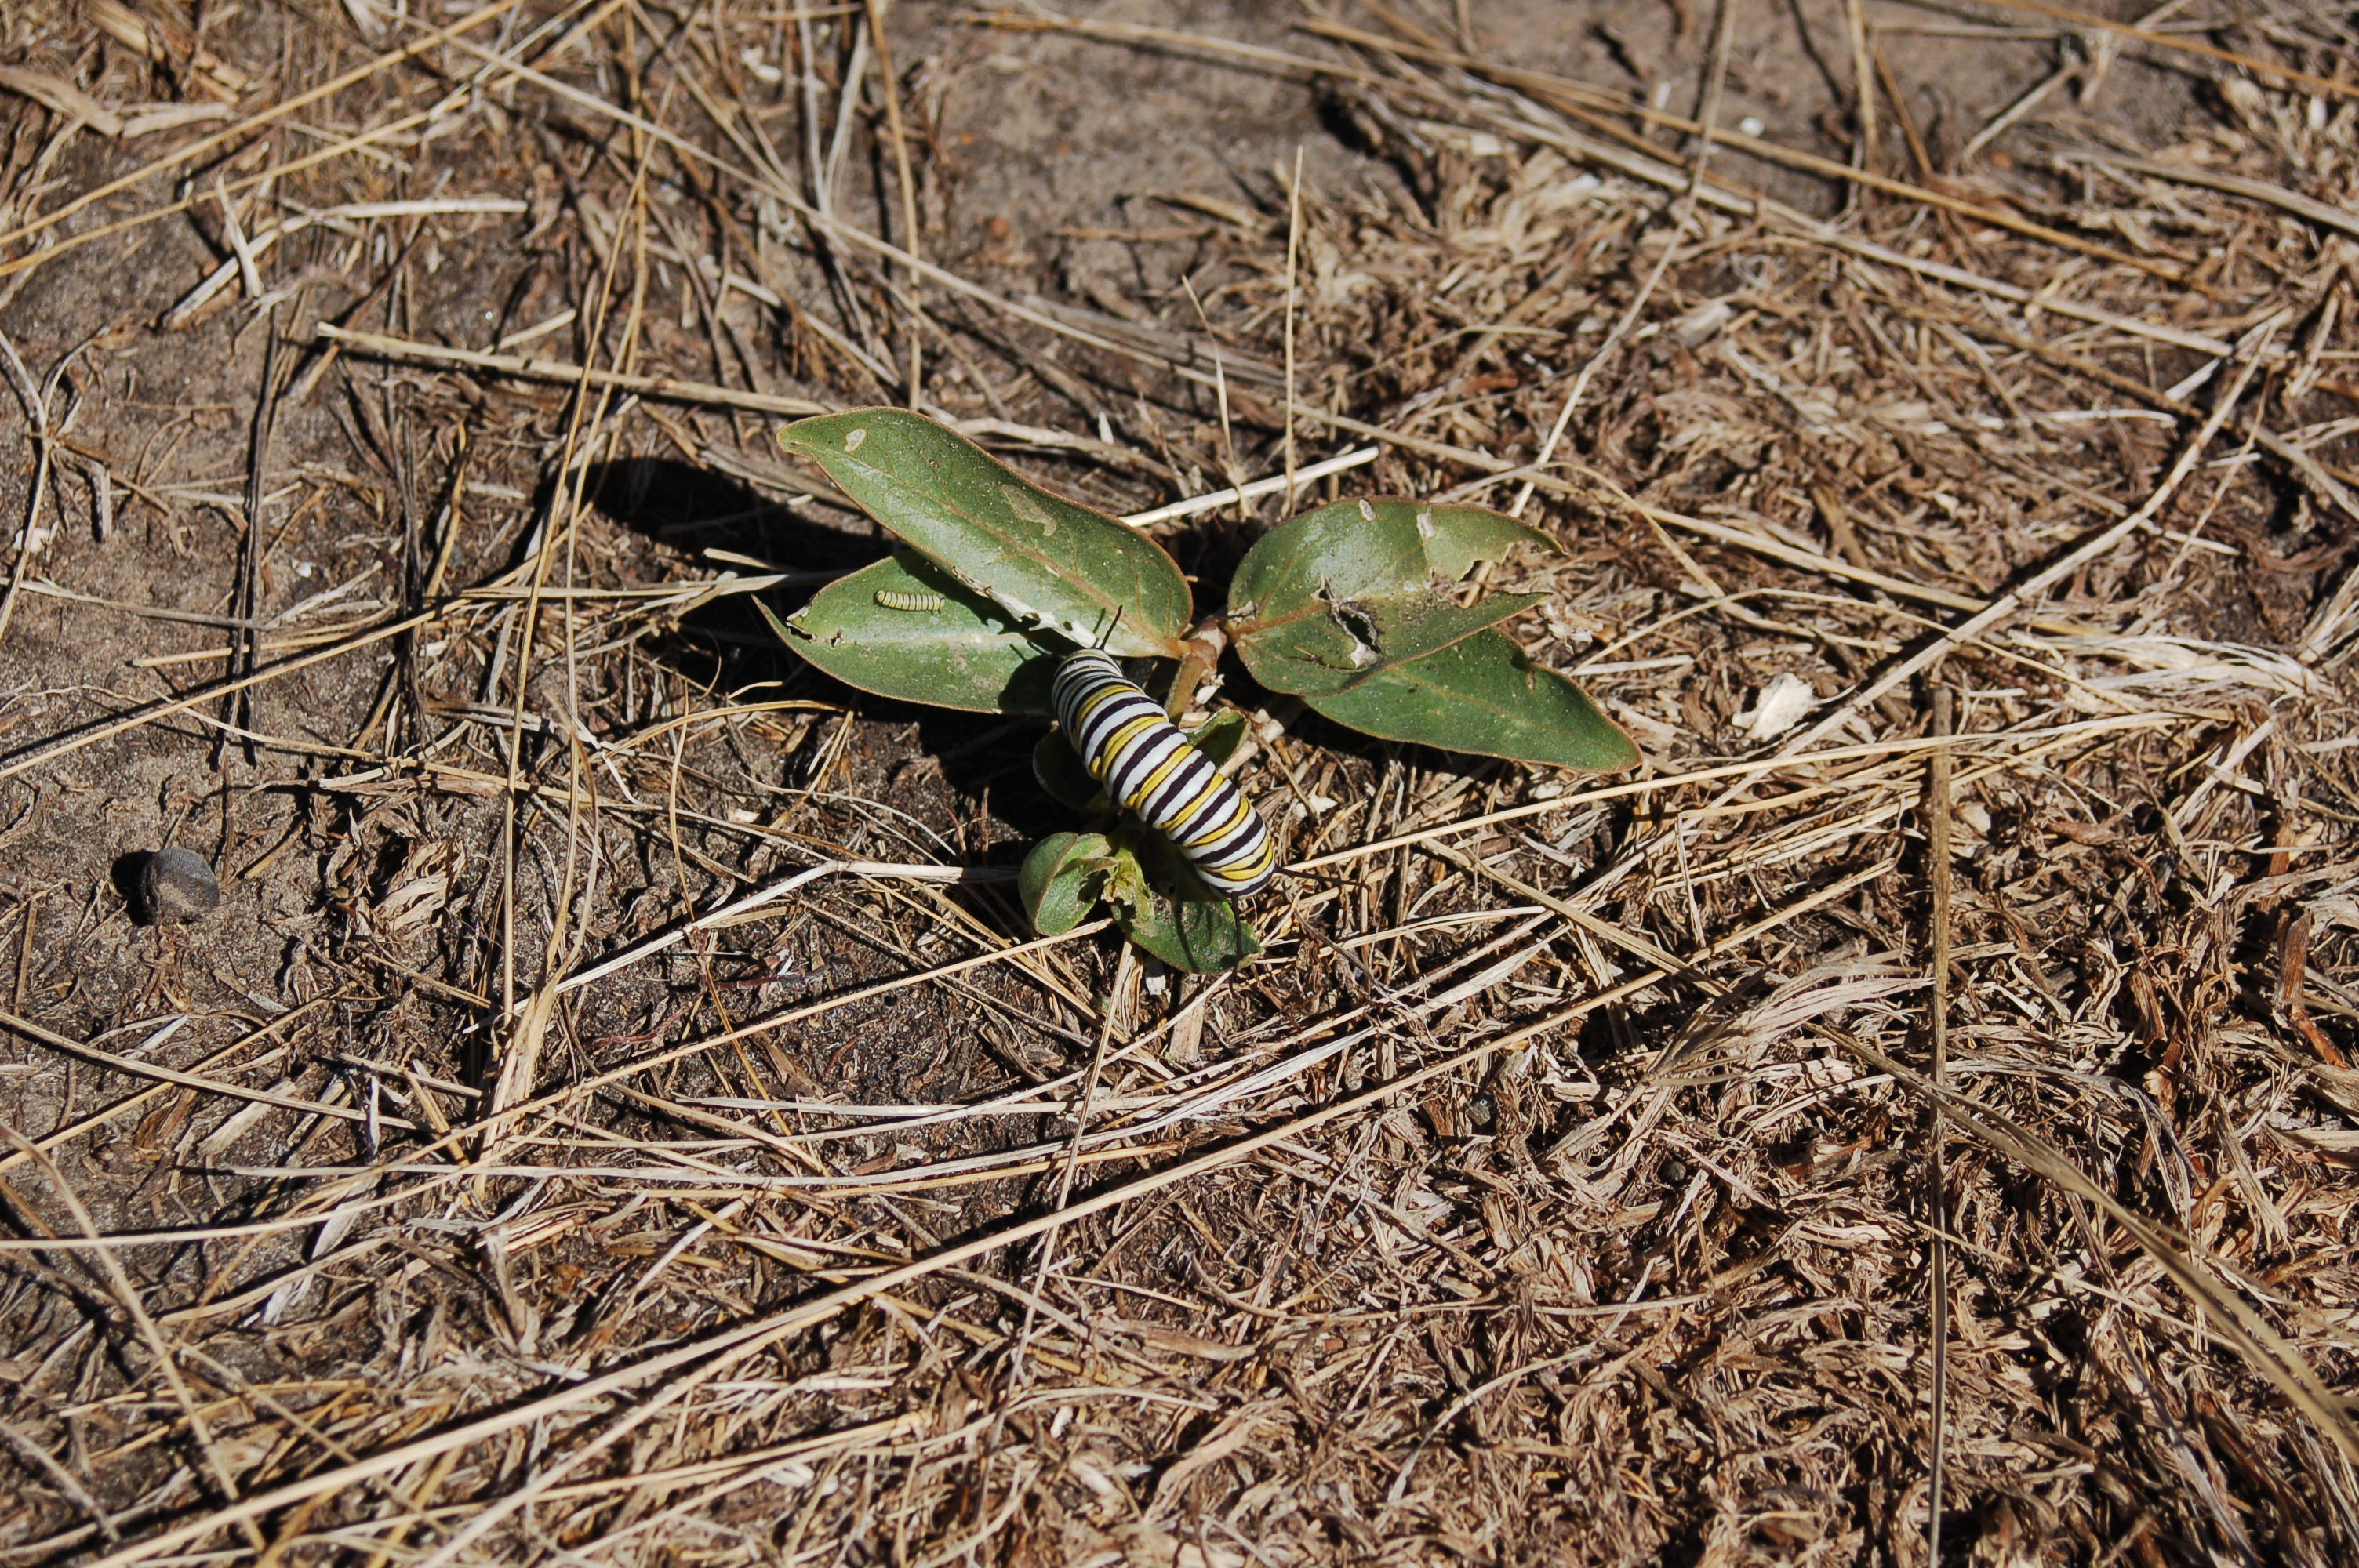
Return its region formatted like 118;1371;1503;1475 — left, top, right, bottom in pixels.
1115;891;1259;973
1303;629;1638;771
1230;498;1554;695
1021;832;1116;935
777;409;1191;659
1240;587;1547;696
1230;496;1552;615
773;554;1054;714
1108;822;1261;972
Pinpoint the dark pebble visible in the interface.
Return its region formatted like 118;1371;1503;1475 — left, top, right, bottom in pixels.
139;848;221;924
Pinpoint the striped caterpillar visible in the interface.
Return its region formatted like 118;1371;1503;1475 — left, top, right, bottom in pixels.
1052;648;1277;898
873;589;947;612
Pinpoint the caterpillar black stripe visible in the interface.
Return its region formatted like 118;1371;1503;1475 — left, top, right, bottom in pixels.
1052;648;1278;898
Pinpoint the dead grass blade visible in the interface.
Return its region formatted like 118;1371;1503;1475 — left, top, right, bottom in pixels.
1834;1035;2359;1469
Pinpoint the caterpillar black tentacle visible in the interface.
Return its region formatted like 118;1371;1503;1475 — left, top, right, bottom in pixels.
1051;648;1278;898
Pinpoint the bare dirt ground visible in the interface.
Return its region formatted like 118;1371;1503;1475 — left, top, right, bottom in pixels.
2;1;2357;1564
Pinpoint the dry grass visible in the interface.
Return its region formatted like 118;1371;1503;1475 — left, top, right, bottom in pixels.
1;1;2357;1563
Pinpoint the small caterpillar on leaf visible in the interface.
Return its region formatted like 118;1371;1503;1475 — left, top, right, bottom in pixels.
873;589;947;612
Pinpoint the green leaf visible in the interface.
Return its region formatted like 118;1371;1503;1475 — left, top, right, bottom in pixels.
1106;822;1262;973
1303;629;1639;771
1230;498;1556;695
1181;709;1249;768
1240;589;1547;697
771;554;1056;715
1020;831;1116;935
1033;731;1110;814
777;409;1192;659
1114;895;1260;974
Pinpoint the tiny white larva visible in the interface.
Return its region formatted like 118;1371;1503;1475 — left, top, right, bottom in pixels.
874;589;947;612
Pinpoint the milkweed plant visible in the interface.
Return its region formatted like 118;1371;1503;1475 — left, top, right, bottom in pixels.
757;410;1637;972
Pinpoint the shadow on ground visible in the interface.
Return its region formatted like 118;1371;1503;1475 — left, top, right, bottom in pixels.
583;456;1052;826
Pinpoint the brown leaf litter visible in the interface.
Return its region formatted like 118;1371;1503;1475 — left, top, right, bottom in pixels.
0;1;2356;1564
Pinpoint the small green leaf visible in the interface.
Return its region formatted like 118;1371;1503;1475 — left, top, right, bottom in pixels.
1114;895;1260;974
1107;823;1261;973
1099;836;1154;913
1230;498;1558;695
772;554;1055;714
777;409;1192;658
1303;629;1638;771
1182;710;1250;768
1021;831;1116;935
1033;731;1110;814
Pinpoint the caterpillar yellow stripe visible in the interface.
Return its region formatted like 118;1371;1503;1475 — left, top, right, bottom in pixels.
1052;648;1277;898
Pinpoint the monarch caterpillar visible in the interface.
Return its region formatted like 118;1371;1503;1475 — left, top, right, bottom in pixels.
1052;648;1277;898
873;589;946;612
